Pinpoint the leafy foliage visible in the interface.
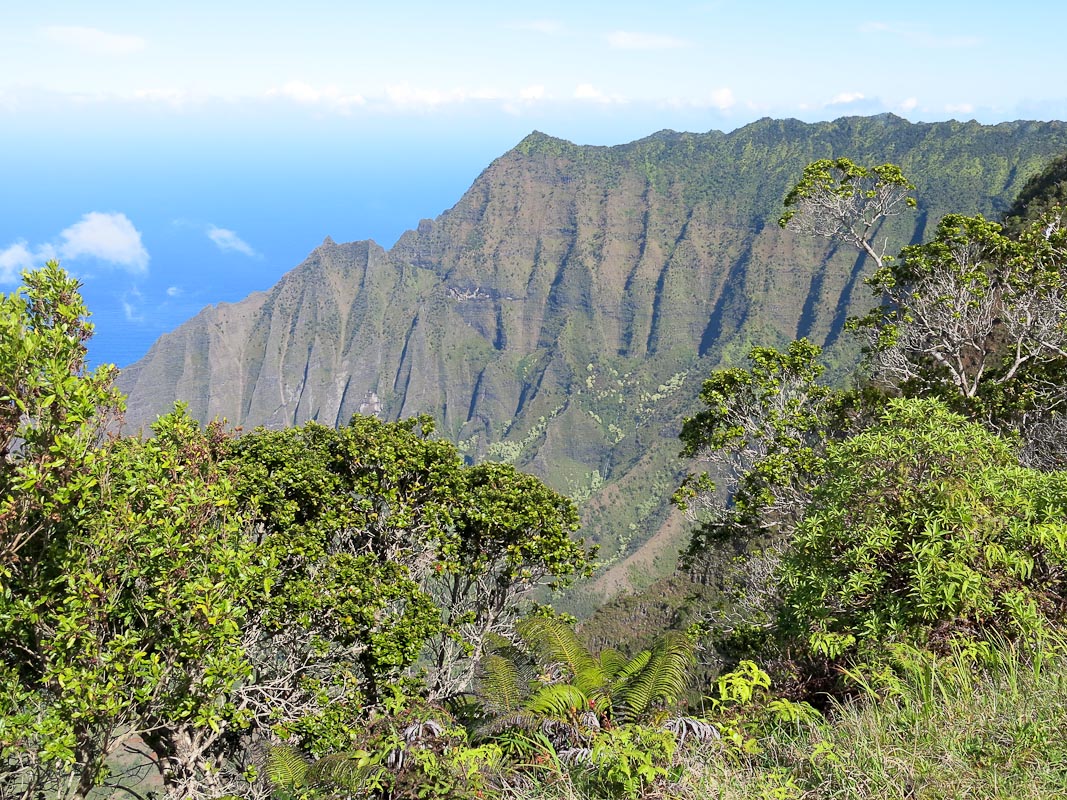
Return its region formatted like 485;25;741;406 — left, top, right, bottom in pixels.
675;152;1067;704
853;211;1067;467
226;417;592;711
677;339;836;541
0;265;592;799
0;261;122;567
2;402;264;800
779;398;1067;660
266;704;502;800
779;157;916;269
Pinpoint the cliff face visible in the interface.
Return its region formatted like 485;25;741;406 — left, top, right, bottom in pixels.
118;115;1067;599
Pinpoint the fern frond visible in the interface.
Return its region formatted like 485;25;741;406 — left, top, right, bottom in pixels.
517;617;597;677
615;632;695;721
477;653;526;712
524;683;589;719
486;636;540;680
572;661;610;697
307;751;385;791
612;649;652;684
479;710;542;737
599;647;629;678
264;744;309;790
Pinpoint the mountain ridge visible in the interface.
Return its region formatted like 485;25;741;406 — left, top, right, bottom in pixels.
118;115;1067;604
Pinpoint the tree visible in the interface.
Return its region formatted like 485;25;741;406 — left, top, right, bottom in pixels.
0;266;280;799
426;461;591;700
779;398;1067;661
672;340;868;625
778;155;1067;468
853;212;1067;468
778;157;916;270
1;404;265;800
677;339;835;536
0;267;592;799
0;262;122;567
224;415;592;719
676;155;1067;684
0;263;133;799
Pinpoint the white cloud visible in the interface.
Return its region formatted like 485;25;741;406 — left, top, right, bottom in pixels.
859;21;981;48
207;225;258;257
266;81;365;112
58;212;148;273
829;92;866;105
900;97;919;112
573;83;626;105
687;88;738;110
666;87;737;111
0;241;37;284
166;286;182;297
1;214;144;283
946;102;975;115
270;81;512;113
383;83;503;111
519;84;547;101
606;31;690;50
132;87;196;108
705;87;736;110
503;85;552;115
122;287;144;322
44;26;146;56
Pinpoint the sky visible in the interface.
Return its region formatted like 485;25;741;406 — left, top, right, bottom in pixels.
2;0;1065;366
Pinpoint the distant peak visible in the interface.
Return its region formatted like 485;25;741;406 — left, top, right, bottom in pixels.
513;130;575;156
519;130;557;143
322;235;336;246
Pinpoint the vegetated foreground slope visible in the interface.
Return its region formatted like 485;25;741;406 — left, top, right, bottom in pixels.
118;115;1067;604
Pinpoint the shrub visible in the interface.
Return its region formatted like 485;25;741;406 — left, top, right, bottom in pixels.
779;398;1067;661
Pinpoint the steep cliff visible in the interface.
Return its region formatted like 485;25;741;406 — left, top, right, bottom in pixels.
119;115;1067;602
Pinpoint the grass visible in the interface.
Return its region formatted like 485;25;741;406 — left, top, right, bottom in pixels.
510;638;1067;800
775;639;1067;800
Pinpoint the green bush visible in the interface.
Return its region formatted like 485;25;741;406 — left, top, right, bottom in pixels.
779;397;1067;660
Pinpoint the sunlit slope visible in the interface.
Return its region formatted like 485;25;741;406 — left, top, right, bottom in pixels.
119;115;1067;600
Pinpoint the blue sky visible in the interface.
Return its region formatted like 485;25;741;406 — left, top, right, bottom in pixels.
2;1;1065;366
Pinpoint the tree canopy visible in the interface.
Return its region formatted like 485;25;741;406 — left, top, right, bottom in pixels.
779;157;916;270
780;398;1067;660
0;264;592;800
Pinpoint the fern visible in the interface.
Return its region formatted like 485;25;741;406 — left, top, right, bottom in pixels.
599;647;630;678
478;653;526;713
612;649;652;684
615;632;694;721
517;617;597;675
264;744;310;791
525;683;590;718
480;618;696;732
307;750;389;791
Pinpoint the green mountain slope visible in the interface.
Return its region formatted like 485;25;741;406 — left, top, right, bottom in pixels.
118;115;1067;606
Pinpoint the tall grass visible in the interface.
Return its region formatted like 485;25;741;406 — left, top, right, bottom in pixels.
515;638;1067;799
